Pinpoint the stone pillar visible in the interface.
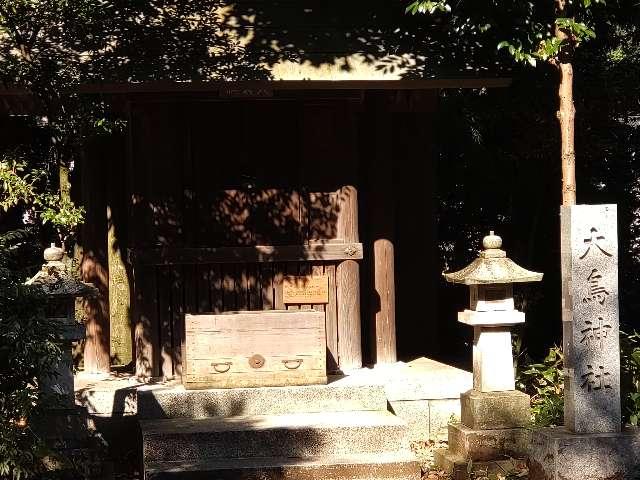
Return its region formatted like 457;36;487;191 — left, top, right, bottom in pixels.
561;204;620;433
529;205;640;480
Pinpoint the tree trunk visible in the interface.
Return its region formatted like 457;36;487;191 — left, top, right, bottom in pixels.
59;163;71;201
555;0;577;206
59;162;71;250
558;62;576;205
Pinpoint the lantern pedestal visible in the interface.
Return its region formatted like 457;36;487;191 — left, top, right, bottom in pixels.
434;361;532;477
41;319;86;408
461;389;530;430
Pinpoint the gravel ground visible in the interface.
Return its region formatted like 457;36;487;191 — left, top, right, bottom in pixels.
410;440;452;479
410;440;528;480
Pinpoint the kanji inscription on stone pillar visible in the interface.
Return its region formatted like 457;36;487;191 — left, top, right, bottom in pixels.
561;204;621;433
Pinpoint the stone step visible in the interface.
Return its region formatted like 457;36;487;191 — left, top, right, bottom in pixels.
145;451;421;480
138;382;388;420
141;411;409;462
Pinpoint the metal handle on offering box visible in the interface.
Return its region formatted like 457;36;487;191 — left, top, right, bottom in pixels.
282;359;303;370
211;362;232;373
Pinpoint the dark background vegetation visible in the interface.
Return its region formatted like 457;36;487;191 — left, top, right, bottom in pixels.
434;15;639;361
0;0;638;363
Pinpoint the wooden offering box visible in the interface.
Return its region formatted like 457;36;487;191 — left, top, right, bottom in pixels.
184;310;327;389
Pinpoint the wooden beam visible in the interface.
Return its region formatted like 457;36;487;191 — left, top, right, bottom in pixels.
129;242;363;266
74;78;513;94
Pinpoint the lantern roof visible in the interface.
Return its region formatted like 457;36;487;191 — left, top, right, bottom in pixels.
26;244;98;298
443;232;543;285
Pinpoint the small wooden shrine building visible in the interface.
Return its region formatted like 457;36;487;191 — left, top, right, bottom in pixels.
0;1;510;378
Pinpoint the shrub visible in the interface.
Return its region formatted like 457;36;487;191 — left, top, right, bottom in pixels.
621;329;640;425
0;230;63;479
516;335;640;428
516;346;564;427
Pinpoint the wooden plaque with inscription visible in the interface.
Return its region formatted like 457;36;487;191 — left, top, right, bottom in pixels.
184;310;327;389
283;275;329;304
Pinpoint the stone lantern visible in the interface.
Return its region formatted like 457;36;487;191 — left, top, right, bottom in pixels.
443;231;543;393
26;244;97;408
435;232;543;474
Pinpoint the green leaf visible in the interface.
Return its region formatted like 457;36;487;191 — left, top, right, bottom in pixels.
405;1;419;14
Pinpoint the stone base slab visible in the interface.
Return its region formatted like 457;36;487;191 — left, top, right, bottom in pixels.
528;426;640;480
461;389;530;430
447;423;529;461
434;449;527;480
389;398;461;442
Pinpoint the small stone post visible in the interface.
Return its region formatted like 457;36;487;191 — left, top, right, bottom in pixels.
435;232;543;475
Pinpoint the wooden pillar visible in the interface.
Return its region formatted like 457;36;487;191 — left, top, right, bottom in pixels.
133;265;159;378
336;185;362;370
369;94;397;364
78;143;111;373
107;130;133;368
80;250;110;373
126;103;161;379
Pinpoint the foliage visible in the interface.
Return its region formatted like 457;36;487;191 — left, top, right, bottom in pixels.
0;229;64;479
621;329;640;425
0;152;85;247
0;1;130;249
516;346;564;427
405;0;608;66
514;334;640;428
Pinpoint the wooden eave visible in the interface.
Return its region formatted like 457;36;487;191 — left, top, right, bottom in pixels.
0;77;511;98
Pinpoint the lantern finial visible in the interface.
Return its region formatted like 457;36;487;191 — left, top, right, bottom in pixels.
26;245;97;298
43;243;64;262
482;231;502;250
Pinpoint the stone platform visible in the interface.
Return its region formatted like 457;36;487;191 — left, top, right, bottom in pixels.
74;358;471;479
137;371;423;479
528;426;640;480
75;357;472;442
